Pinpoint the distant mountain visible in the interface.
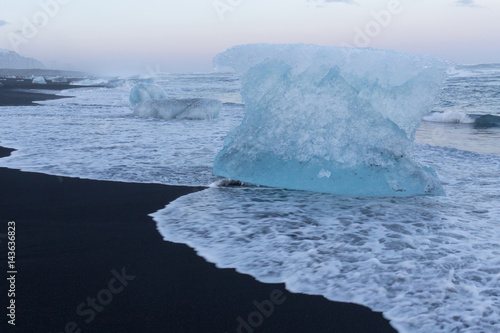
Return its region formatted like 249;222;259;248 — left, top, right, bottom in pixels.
0;49;44;69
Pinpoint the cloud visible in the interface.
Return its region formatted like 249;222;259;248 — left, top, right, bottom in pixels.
0;20;9;27
455;0;478;7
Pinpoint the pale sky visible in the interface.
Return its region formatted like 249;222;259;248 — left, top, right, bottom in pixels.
0;0;499;74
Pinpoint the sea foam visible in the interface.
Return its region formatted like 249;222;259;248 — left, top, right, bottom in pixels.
423;111;475;124
154;143;500;333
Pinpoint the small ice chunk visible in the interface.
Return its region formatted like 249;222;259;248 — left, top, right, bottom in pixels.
32;76;46;84
129;83;167;106
133;98;222;120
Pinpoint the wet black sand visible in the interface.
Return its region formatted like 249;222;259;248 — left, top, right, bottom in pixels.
0;76;99;106
0;146;396;333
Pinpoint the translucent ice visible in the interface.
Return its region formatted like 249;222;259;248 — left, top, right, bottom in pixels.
133;98;222;120
129;83;167;106
213;44;450;196
32;76;46;84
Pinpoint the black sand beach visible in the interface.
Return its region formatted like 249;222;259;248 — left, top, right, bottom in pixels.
0;73;99;106
0;88;70;106
0;146;396;333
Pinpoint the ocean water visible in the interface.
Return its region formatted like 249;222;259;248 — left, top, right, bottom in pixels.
0;73;243;186
1;64;499;332
416;63;500;155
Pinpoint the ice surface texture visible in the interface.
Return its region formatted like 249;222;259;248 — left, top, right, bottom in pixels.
133;98;222;120
129;83;167;106
213;44;450;196
32;76;46;84
130;83;222;120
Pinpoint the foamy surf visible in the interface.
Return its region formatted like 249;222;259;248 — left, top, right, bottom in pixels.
152;144;500;333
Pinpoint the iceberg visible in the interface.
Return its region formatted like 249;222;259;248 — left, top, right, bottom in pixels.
133;98;222;120
32;76;46;84
130;82;222;121
129;83;167;106
213;44;450;196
